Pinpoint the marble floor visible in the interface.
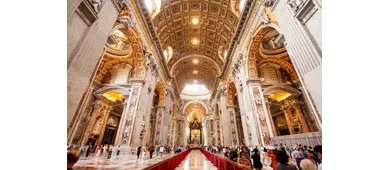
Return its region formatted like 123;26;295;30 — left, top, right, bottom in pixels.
73;151;177;170
73;150;275;170
175;150;218;170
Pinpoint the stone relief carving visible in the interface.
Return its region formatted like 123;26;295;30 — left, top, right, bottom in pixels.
90;0;102;13
140;115;146;139
118;8;135;28
92;117;103;135
143;48;159;78
287;0;305;12
262;0;276;7
120;87;140;144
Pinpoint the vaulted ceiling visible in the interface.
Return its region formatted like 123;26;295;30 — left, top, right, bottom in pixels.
142;0;240;94
185;102;207;122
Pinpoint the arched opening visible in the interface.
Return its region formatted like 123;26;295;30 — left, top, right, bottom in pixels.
83;89;126;149
247;24;320;136
227;82;245;145
184;102;206;146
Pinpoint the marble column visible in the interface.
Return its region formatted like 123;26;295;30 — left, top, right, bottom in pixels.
219;93;233;146
265;101;278;136
81;98;106;146
68;0;119;128
292;105;310;133
227;106;239;146
271;0;322;121
114;84;142;155
98;106;113;145
281;107;294;135
113;97;130;146
247;79;273;146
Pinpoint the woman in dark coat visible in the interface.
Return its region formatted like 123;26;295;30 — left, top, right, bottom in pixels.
251;149;263;170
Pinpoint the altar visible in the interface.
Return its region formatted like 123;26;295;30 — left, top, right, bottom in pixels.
188;117;203;145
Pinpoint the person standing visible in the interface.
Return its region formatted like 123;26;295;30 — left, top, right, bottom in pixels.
116;145;121;156
238;152;252;169
149;146;155;159
95;145;102;157
142;146;147;159
103;144;108;158
292;148;304;170
285;144;290;157
276;150;298;170
107;145;113;159
78;145;84;157
136;145;142;159
267;149;278;170
85;144;91;158
156;145;160;157
159;145;165;157
313;145;322;170
251;149;263;170
67;149;80;170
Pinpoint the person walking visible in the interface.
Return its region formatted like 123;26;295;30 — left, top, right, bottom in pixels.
251;148;263;170
149;146;155;159
159;145;165;157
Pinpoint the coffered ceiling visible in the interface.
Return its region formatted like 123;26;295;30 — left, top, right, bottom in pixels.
149;0;240;93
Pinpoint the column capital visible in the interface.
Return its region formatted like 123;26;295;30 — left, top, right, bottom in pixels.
129;79;145;86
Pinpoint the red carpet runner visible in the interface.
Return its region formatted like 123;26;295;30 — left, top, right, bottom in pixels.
200;149;251;170
141;149;191;170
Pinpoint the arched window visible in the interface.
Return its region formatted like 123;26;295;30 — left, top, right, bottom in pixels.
106;29;131;51
144;0;161;18
239;0;247;13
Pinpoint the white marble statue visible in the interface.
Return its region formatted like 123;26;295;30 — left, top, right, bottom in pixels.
90;0;102;13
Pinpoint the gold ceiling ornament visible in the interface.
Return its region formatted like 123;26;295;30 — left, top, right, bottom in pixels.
267;90;291;102
103;91;126;102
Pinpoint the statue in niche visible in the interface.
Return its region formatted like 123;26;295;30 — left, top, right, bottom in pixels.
90;0;102;13
92;117;103;135
140;117;146;139
260;13;270;25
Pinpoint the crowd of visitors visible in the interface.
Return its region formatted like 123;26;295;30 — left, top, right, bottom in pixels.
67;143;186;161
203;143;322;170
68;142;321;170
